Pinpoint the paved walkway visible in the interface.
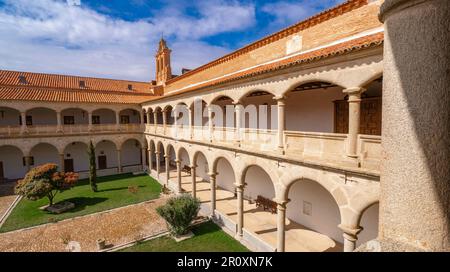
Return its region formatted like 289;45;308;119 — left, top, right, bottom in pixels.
0;198;168;252
0;182;18;221
166;169;342;252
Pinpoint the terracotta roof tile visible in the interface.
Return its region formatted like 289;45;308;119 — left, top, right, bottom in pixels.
0;86;157;104
0;70;153;93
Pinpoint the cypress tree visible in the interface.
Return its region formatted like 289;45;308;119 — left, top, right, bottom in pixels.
88;140;98;192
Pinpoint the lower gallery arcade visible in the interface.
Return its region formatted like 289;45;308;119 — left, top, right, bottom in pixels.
146;137;379;252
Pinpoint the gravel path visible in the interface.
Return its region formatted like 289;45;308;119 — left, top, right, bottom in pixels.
0;197;168;252
0;182;17;221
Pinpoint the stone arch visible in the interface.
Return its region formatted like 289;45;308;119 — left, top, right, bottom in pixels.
0;106;21;126
91;108;117;124
0;144;27;179
283;78;346;97
284;177;343;245
212;155;237;193
118;137;144;150
192;150;211;181
235;88;277;104
63;141;89;172
240;163;277;201
29;142;61;169
26;107;58;125
177;146;191;165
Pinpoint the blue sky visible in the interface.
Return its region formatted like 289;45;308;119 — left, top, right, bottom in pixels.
0;0;343;81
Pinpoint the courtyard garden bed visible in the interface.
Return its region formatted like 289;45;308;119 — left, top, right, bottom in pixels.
0;173;161;233
119;221;250;252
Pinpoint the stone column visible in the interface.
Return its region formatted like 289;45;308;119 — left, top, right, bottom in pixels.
371;0;450;252
234;103;242;145
276;199;289;252
208;105;213;142
153;111;158;133
141;148;146;171
339;225;362;252
140;111;145;125
165;154;170;186
115;111;120;130
162;109;167;134
343;87;364;158
24;156;31;171
176;159;182;194
190;165;197;198
20;111;27;134
148;148;153;173
209;172;217;217
188;107;193;139
155;151;161;178
146;111;151;125
275;97;286;154
88;111;93;131
116;149;122;173
235;183;245;236
59;153;65;172
56;111;62;132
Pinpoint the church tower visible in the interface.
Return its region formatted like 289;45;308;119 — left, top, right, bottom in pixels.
155;38;172;85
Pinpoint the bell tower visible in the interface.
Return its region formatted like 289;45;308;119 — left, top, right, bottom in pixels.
155;38;172;85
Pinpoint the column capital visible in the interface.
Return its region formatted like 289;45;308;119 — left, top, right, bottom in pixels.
233;182;246;190
273;96;286;104
175;159;181;164
273;198;290;209
343;87;365;95
338;224;363;236
189;164;197;169
208;172;218;178
155;151;160;154
116;149;121;152
232;101;242;106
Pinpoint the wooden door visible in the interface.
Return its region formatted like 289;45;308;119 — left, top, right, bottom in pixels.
98;155;107;170
64;159;74;172
0;161;4;179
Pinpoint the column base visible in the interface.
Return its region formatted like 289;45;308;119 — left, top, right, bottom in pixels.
355;238;427;252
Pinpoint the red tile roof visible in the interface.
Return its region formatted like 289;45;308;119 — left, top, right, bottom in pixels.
154;32;384;100
0;70;158;104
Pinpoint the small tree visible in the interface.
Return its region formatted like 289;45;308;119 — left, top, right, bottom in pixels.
156;194;200;236
15;163;78;206
87;140;97;192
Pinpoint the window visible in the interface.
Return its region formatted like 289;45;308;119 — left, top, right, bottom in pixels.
22;156;34;166
92;115;100;124
120;115;130;124
79;80;85;88
26;116;33;126
18;75;27;84
64;116;75;125
127;84;132;90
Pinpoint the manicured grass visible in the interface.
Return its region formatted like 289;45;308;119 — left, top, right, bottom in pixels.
0;173;161;233
120;221;250;252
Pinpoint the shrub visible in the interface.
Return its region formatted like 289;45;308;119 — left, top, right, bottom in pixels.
15;163;79;206
156;194;201;236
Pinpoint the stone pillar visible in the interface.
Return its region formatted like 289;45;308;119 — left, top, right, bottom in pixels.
275;97;286;153
59;153;65;172
165;154;170;186
188;108;193;139
234;103;242;145
24;156;31;171
56;111;62;132
209;172;217;217
88;111;93;131
190;165;197;198
153;111;158;132
276;199;289;252
371;0;450;252
176;159;182;194
162;109;167;134
116;149;122;173
20;111;27;134
155;151;161;178
141;148;146;171
115;111;120;130
235;183;245;236
146;111;151;125
343;87;364;158
208;105;213;142
339;225;362;252
148;148;153;173
140;111;145;125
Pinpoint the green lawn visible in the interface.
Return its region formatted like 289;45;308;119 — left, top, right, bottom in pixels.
120;221;250;252
0;173;161;233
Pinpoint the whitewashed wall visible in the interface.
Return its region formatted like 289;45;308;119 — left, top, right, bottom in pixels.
0;146;26;179
244;166;275;200
64;142;89;172
216;158;235;192
96;140;118;169
121;139;141;167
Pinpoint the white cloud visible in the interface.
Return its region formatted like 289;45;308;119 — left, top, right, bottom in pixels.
0;0;255;81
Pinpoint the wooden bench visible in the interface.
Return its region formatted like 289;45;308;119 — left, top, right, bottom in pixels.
256;195;277;214
182;165;191;175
